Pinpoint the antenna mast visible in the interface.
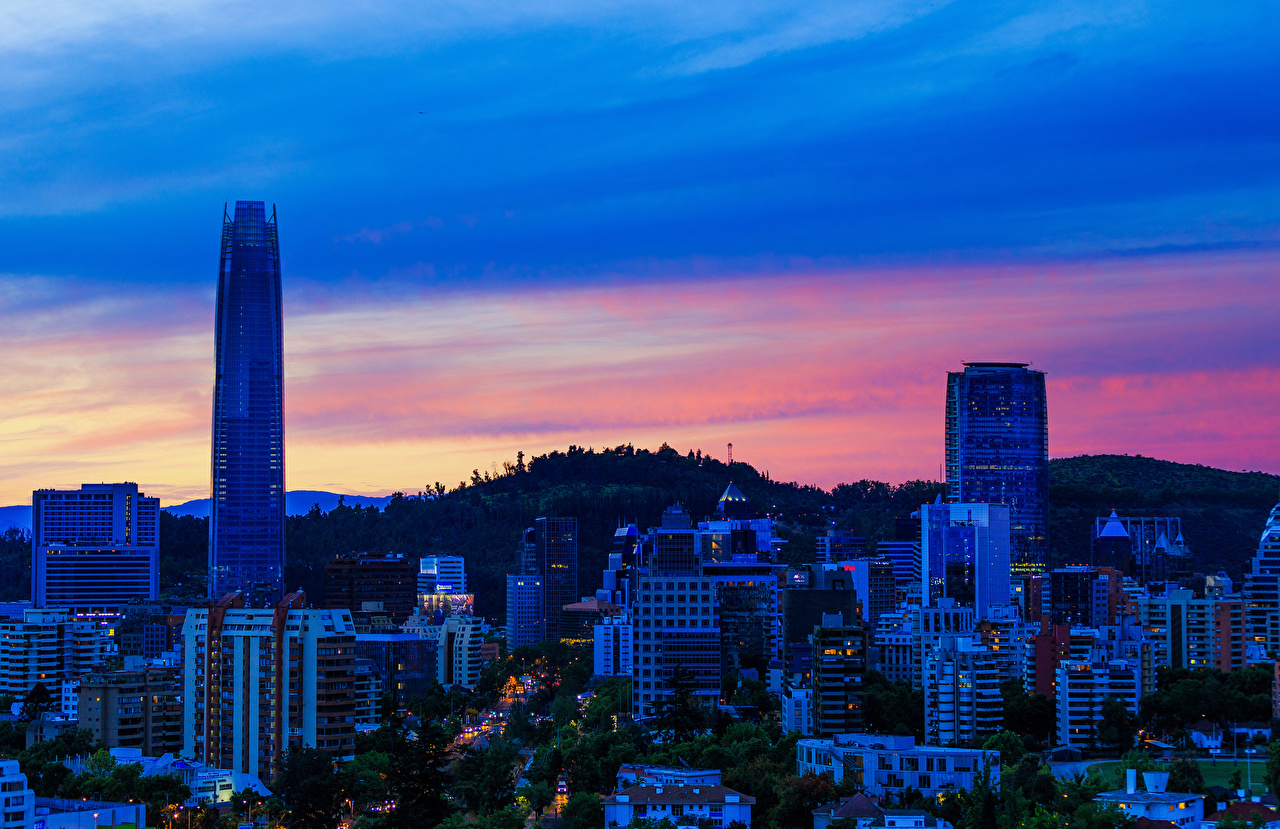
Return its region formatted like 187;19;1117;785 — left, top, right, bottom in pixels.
727;443;733;464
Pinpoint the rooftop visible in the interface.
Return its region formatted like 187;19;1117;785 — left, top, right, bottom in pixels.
606;784;755;805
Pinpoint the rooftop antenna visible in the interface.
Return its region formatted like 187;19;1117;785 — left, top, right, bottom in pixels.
727;443;733;464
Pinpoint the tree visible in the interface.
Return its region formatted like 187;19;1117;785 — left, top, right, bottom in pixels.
1000;679;1053;747
451;740;520;814
1167;757;1207;795
517;782;555;818
653;665;706;744
1097;698;1138;754
382;723;455;829
561;792;603;829
276;746;344;829
84;748;118;777
19;683;54;721
769;773;835;829
1266;739;1280;797
982;730;1025;769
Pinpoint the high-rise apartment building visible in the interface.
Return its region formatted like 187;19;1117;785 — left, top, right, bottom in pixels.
183;592;357;779
0;609;109;695
209;200;286;603
1244;498;1280;654
923;637;1002;746
810;616;865;738
324;553;417;623
437;615;483;690
506;574;545;648
1135;589;1246;672
535;517;578;639
945;362;1048;571
78;667;182;755
31;483;159;615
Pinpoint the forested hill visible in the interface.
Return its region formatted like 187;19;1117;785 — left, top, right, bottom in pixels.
1050;454;1279;578
126;447;1280;615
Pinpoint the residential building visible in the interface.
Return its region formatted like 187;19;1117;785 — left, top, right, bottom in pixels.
1244;498;1280;655
594;614;633;677
324;553;416;623
353;659;381;725
875;541;918;585
781;686;813;735
1093;516;1189;584
506;574;544;648
209;200;286;603
61;747;270;807
811;615;865;737
871;612;914;686
821;560;896;630
796;734;1000;798
418;556;467;595
536;517;578;640
0;759;34;829
945;362;1048;572
35;798;146;829
31;483;159;616
913;599;976;688
1094;770;1203;827
183;592;358;780
77;667;182;755
437;615;482;690
1048;566;1127;628
1054;659;1143;749
919;502;1011;619
604;784;754;829
923;638;1002;746
0;608;108;695
616;766;722;787
1136;589;1247;671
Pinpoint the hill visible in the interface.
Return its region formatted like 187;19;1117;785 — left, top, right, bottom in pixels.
1048;454;1279;577
6;447;1276;610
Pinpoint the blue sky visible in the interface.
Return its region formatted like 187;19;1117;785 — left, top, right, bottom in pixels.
1;0;1278;505
3;1;1277;282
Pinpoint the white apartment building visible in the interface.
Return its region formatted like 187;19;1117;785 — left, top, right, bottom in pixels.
0;609;108;695
796;734;1000;798
437;615;482;690
1054;658;1143;749
183;592;359;780
0;760;34;829
594;614;633;677
923;638;1002;746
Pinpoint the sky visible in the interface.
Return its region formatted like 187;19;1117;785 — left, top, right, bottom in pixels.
1;0;1278;506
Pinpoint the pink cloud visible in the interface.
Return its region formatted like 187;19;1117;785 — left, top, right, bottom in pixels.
0;248;1276;505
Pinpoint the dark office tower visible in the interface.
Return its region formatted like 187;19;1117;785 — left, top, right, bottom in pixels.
209;201;285;602
535;516;578;638
946;362;1049;572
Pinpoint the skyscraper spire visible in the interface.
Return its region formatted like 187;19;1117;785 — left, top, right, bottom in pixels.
208;200;285;603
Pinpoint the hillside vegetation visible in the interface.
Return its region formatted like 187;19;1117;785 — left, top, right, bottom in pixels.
20;447;1269;613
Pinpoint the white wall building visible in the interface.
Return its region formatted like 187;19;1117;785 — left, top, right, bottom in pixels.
1054;659;1143;749
183;592;359;781
781;686;813;736
420;556;467;596
0;609;108;696
594;614;633;677
923;638;1002;746
796;735;1000;798
1094;770;1203;827
604;784;753;829
437;615;482;690
0;760;34;829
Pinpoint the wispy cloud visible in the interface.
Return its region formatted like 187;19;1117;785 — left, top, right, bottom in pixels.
1;248;1275;505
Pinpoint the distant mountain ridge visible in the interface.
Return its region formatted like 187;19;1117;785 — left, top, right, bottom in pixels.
0;490;397;531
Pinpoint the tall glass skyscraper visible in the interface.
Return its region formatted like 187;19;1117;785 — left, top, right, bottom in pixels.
535;516;578;639
945;362;1048;571
209;201;285;602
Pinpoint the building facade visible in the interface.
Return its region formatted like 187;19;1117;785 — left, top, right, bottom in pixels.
796;734;1000;798
1244;499;1280;655
437;615;482;690
506;574;544;648
78;667;182;755
812;619;865;738
0;760;34;829
323;553;417;623
604;784;754;829
0;609;108;696
536;517;578;640
419;556;467;596
182;592;357;780
209;200;286;603
945;362;1048;572
32;483;159;615
919;502;1011;619
594;614;634;677
923;639;1002;746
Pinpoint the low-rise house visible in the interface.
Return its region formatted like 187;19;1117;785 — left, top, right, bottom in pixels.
796;734;999;799
1203;801;1280;828
813;793;884;829
1094;771;1203;828
604;783;753;829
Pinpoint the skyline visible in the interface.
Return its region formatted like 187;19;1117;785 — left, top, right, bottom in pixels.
2;1;1278;506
